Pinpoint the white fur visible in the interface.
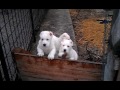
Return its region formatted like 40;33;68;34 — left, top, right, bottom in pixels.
37;31;70;60
55;33;70;51
58;39;78;60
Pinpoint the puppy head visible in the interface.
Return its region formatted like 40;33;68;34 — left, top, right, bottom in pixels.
40;31;53;47
59;33;70;41
60;39;73;54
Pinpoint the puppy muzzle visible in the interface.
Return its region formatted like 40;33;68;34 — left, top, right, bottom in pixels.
43;44;46;47
64;49;66;52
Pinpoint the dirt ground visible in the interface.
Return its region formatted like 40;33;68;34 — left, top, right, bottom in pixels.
69;9;107;62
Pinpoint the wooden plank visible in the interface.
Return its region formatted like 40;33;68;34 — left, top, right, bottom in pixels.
17;58;102;80
21;72;101;81
21;75;53;81
16;55;102;72
12;48;102;81
19;68;101;81
12;48;102;65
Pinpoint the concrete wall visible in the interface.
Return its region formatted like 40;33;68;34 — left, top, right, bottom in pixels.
111;10;120;46
104;51;114;81
104;9;120;81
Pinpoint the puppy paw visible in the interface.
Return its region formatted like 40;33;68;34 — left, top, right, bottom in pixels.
58;53;64;57
48;54;54;60
70;58;75;60
37;52;44;56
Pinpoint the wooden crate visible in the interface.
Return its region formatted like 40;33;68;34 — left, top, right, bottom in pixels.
12;48;103;81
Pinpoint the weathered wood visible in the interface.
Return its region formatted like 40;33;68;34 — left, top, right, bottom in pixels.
21;75;53;81
21;71;101;81
12;48;102;81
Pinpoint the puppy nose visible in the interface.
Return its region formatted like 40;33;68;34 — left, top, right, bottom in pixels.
64;49;66;52
43;44;46;47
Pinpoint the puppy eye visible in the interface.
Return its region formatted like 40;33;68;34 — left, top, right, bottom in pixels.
41;39;43;40
67;46;69;47
46;39;49;41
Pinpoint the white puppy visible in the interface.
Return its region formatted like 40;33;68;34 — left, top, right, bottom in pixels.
37;31;70;60
58;39;78;60
55;33;70;51
37;31;57;60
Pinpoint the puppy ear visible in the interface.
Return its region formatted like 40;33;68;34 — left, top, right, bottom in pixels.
64;33;70;39
63;33;67;37
61;39;65;45
49;31;53;36
40;31;43;37
70;40;73;46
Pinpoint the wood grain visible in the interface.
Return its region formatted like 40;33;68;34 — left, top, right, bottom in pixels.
12;48;102;81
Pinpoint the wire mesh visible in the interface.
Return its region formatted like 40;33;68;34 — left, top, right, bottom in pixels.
0;9;48;81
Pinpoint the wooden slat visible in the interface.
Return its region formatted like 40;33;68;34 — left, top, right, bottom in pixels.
12;48;102;81
17;58;102;80
16;55;102;72
21;71;101;81
21;75;53;81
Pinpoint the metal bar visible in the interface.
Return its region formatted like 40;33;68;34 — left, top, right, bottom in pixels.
1;9;14;80
18;10;27;49
7;10;16;49
19;10;26;48
0;42;10;81
11;9;19;47
18;10;24;47
0;69;3;81
30;9;36;42
23;10;32;50
14;9;22;48
11;52;22;81
14;10;23;47
0;61;3;81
